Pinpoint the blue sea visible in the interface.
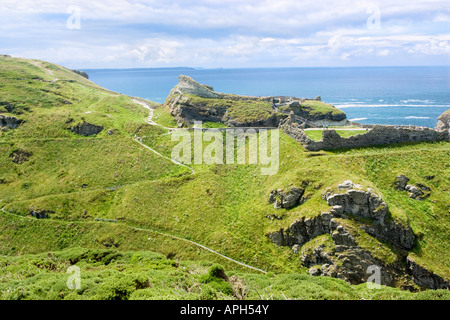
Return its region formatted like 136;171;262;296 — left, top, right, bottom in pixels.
84;66;450;128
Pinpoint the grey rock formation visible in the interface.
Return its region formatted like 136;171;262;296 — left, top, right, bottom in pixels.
394;175;409;190
268;187;305;209
326;189;388;225
337;180;356;190
301;222;395;286
395;175;431;201
0;114;23;129
29;206;49;219
405;185;424;199
407;257;449;289
361;221;415;251
177;75;223;99
266;184;428;287
266;213;332;248
435;109;450;131
70;121;104;136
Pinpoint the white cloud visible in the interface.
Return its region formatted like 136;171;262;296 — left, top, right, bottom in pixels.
0;0;449;67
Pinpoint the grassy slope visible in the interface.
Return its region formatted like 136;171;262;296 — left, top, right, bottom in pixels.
305;129;368;141
183;94;274;125
1;247;449;300
278;100;346;118
1;56;449;299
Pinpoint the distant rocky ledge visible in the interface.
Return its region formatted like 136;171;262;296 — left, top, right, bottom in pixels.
70;69;89;79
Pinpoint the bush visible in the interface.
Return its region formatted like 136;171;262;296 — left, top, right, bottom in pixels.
198;264;233;298
93;275;135;300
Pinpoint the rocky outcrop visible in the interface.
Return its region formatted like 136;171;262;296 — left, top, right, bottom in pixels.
394;175;409;190
325;187;415;250
266;181;425;287
394;175;431;200
177;75;223;99
406;257;450;289
271;216;399;286
305;244;395;286
281;124;450;151
164;75;345;127
70;121;104;136
0;114;23;129
268;187;306;209
29;206;50;219
326;189;389;225
70;69;89;79
289;103;346;123
361;221;415;251
266;213;333;247
10;149;32;164
435;109;450;131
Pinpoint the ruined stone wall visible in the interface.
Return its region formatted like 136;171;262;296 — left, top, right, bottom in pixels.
281;122;450;151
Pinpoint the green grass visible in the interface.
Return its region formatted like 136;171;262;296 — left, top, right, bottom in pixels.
1;56;450;299
299;100;346;117
304;129;368;141
184;94;273;125
152;106;178;128
278;100;345;118
1;247;449;300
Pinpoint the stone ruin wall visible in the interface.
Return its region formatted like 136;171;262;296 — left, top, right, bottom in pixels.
281;121;450;151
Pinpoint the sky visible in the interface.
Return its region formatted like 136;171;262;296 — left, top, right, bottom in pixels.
0;0;449;69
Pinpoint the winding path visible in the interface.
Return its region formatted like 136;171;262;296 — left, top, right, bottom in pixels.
0;206;267;274
0;97;268;274
132;98;195;174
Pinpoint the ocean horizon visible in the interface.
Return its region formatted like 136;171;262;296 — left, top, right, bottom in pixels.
84;66;450;128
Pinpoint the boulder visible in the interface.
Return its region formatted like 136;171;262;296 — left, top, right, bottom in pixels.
29;206;49;219
405;185;424;199
394;175;409;190
70;121;104;136
269;187;305;209
337;180;355;190
0;114;23;129
395;176;431;200
326;188;387;224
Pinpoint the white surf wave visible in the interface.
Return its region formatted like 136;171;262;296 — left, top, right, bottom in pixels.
401;99;433;104
405;116;430;119
336;104;450;109
349;118;368;122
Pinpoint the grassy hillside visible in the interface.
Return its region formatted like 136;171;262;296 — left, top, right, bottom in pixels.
1;56;449;300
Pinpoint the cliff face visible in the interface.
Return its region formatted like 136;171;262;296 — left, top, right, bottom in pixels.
435;109;450;131
163;75;346;127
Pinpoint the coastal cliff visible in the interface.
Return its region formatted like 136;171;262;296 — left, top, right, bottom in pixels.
163;75;346;127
